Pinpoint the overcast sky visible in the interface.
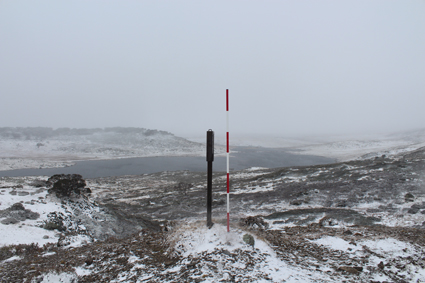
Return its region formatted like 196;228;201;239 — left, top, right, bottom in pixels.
1;1;424;138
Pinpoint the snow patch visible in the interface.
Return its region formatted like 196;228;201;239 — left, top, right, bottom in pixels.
32;272;77;283
170;221;329;282
312;236;361;252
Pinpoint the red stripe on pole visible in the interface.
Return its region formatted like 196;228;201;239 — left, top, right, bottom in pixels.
226;89;229;111
226;89;230;233
226;132;229;153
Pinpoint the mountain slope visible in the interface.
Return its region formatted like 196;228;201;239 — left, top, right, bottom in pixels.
0;127;208;171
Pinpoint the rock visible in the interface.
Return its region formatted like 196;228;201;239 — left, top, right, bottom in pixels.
164;259;175;266
405;193;415;202
30;180;47;188
414;202;425;209
407;207;420;214
378;261;384;269
319;216;332;227
33;188;45;194
18;191;29;196
241;216;269;230
336;200;347;207
338;266;361;274
85;257;93;266
43;235;49;239
290;200;303;206
222;250;233;257
47;174;87;198
9;209;40;221
212;199;225;206
243;234;255;247
26;210;40;220
10;203;25;211
407;203;425;214
1;218;19;225
343;230;353;235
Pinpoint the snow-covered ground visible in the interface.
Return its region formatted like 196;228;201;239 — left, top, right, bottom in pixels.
294;137;425;161
166;221;333;282
0;176;99;247
198;129;425;162
1;181;423;283
1;127;425;282
297;130;425;161
1;145;425;282
0;127;212;171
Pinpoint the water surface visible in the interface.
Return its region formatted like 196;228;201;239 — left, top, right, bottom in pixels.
0;147;335;179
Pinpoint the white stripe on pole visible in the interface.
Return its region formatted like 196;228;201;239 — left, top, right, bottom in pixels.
226;89;230;232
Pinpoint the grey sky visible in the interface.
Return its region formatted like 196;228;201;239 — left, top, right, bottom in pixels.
1;0;424;138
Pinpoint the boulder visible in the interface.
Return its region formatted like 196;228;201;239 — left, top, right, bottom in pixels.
243;234;255;247
290;200;303;206
1;218;19;225
10;203;25;211
405;193;415;202
338;266;362;274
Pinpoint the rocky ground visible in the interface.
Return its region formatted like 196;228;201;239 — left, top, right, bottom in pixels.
88;146;425;228
0;146;424;282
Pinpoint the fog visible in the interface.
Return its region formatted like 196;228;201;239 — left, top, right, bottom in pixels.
1;1;424;139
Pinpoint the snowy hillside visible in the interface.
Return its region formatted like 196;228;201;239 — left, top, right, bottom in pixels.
222;129;425;162
294;137;425;162
289;129;425;161
1;146;425;282
189;129;425;162
0;127;210;171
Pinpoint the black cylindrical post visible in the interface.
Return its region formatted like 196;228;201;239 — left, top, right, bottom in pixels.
206;130;214;228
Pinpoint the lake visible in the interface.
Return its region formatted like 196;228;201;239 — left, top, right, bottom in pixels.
0;147;335;179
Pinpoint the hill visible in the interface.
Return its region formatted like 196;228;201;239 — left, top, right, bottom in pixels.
0;127;208;171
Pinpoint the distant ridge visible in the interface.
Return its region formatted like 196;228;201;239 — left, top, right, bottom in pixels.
0;127;210;171
0;127;173;140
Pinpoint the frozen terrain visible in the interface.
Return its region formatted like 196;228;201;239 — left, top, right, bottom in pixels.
0;127;212;171
213;129;425;162
1;140;425;282
2;127;425;173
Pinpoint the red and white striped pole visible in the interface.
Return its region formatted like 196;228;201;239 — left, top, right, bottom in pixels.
226;89;230;232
